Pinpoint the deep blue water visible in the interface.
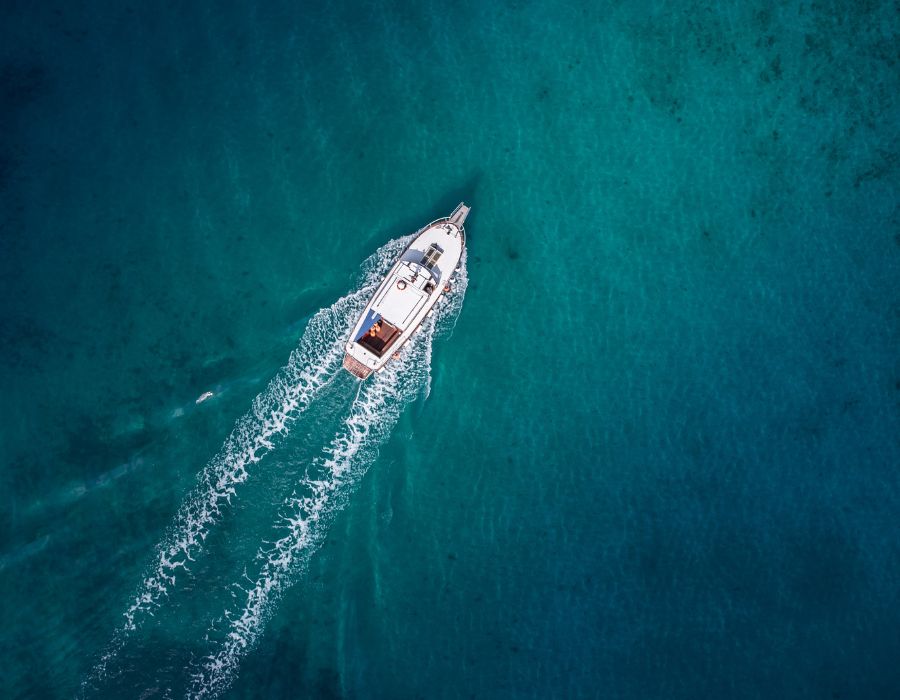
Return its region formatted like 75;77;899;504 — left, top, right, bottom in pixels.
1;1;899;698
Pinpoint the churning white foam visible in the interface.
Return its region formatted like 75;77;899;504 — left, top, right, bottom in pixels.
84;236;413;690
188;254;468;700
122;235;413;630
121;292;353;632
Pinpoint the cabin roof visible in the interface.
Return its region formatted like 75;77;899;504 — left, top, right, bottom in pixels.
372;268;428;327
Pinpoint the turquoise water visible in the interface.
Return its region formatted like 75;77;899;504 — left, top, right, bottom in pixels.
2;1;899;697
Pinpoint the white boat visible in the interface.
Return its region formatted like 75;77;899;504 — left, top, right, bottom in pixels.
342;202;469;379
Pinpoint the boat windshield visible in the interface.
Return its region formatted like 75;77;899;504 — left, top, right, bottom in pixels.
421;244;443;270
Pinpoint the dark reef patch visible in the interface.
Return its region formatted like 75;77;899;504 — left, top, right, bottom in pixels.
852;148;900;189
758;54;782;83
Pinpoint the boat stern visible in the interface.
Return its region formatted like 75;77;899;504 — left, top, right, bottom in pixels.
342;353;373;379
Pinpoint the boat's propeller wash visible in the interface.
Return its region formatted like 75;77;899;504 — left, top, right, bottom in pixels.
82;207;469;698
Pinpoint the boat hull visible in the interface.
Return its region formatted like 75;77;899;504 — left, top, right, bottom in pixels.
342;203;469;379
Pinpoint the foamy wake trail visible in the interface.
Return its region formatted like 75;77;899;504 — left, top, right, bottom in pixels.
188;252;467;699
84;236;414;687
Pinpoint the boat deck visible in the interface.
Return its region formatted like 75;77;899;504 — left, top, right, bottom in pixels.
448;202;470;229
372;269;428;329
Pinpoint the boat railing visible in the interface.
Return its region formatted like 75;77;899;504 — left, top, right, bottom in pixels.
410;202;467;235
448;202;470;227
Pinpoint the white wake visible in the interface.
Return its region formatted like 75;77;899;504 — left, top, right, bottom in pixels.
84;236;414;688
188;251;467;699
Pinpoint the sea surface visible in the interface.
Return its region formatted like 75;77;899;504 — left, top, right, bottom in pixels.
1;1;899;698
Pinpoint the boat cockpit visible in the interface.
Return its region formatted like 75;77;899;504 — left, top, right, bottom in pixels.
355;314;400;357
